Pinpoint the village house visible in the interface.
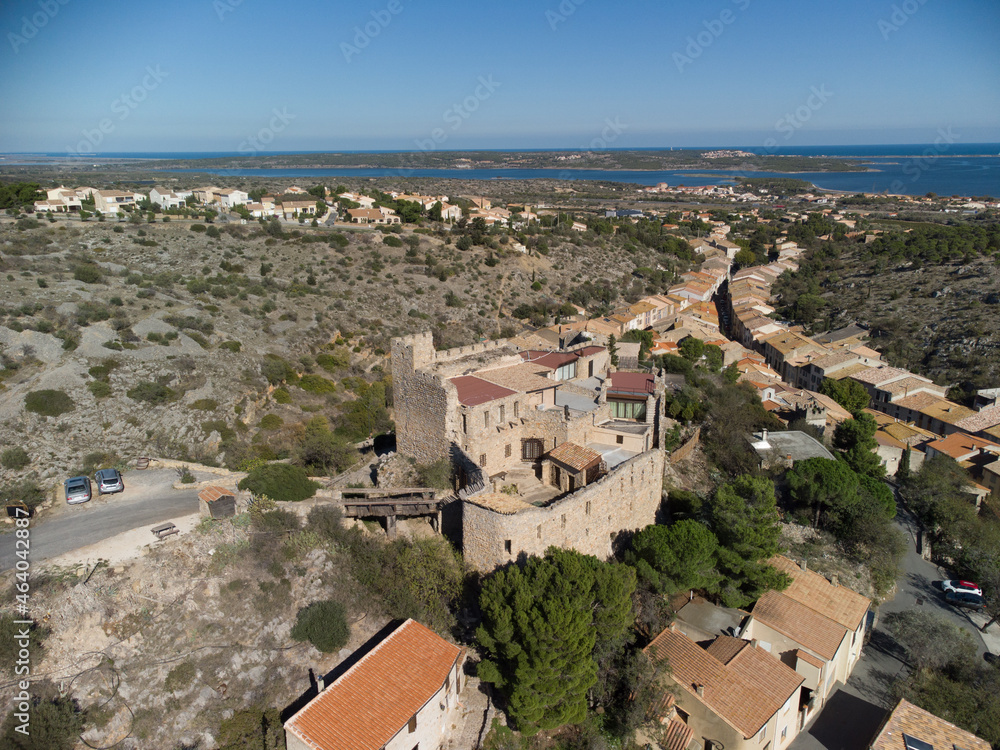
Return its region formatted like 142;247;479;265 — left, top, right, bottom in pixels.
868;698;990;750
742;556;870;714
645;624;805;750
93;189;144;215
337;191;376;208
281;200;317;218
216;188;249;208
348;207;401;225
149;187;187;210
283;619;466;750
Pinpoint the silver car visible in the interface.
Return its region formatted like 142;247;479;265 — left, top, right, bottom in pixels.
94;468;125;495
65;476;92;504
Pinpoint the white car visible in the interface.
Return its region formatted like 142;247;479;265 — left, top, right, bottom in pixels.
943;579;982;597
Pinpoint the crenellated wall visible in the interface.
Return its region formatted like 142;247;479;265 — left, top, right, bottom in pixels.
462;449;665;571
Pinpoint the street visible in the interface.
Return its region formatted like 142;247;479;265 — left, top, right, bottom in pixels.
0;469;203;570
790;505;1000;750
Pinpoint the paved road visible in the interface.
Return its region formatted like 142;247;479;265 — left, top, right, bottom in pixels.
0;469;202;570
790;505;999;750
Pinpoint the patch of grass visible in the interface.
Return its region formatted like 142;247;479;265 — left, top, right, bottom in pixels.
25;389;75;417
272;387;291;404
290;600;350;653
298;374;337;394
87;380;112;399
190;398;219;411
73;264;102;283
238;463;319;503
220;340;241;352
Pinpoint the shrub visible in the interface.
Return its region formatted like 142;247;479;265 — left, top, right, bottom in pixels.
272;387;291;404
382;235;403;247
1;479;46;510
316;349;350;372
0;693;82;750
299;374;337;394
415;458;454;490
308;505;345;542
259;414;283;430
290;600;350;653
87;380;112;399
238;463;319;503
73;264;102;283
251;508;301;534
190;223;207;233
220;340;241;352
126;381;176;404
216;706;284;750
24;389;75;417
1;447;30;470
191;398;219;411
163;661;197;692
0;615;47;674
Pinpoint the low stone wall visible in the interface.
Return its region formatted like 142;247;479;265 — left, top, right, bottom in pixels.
668;427;701;464
462;449;665;571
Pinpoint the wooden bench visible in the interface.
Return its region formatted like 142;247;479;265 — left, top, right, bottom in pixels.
151;523;179;540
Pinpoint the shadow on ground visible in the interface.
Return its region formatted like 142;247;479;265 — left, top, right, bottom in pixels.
804;690;887;750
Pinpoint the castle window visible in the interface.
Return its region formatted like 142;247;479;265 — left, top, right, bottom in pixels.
585;501;591;515
521;438;543;461
616;435;624;445
479;454;487;467
484;410;490;428
504;539;512;554
408;715;417;733
505;443;512;458
561;514;566;528
462;413;467;434
537;524;542;539
513;401;519;418
499;404;505;422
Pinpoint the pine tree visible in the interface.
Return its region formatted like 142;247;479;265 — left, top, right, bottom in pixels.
476;548;635;735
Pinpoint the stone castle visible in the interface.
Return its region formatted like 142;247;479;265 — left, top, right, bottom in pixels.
391;332;667;570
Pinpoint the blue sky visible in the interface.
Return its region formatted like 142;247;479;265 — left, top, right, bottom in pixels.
1;0;998;152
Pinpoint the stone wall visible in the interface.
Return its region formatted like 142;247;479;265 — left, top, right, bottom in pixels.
391;333;452;463
462;449;665;571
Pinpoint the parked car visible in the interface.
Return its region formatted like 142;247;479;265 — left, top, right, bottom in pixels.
65;476;92;505
944;590;985;611
943;579;982;597
94;468;125;495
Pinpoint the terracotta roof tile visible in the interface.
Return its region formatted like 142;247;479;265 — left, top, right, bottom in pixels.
450;376;517;406
645;628;801;739
870;698;990;750
285;619;462;750
662;718;695;750
795;649;825;670
769;556;871;631
548;442;602;472
751;590;847;661
197;485;233;503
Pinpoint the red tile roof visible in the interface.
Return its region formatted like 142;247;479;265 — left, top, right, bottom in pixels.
769;556;871;631
751;590;847;661
608;371;654;396
870;698;990;750
645;628;802;739
548;442;602;472
449;375;517;406
662;719;694;750
197;485;234;503
284;619;462;750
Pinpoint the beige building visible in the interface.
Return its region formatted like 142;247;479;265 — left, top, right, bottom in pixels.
742;556;870;715
284;619;466;750
646;625;805;750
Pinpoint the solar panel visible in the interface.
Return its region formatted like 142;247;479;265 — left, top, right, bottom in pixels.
902;733;934;750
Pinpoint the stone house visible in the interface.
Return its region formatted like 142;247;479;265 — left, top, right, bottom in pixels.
391;332;666;571
284;619;466;750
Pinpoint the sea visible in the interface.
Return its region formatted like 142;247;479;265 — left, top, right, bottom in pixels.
4;144;999;197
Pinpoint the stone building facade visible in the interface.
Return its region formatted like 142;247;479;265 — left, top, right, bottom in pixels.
391;331;667;571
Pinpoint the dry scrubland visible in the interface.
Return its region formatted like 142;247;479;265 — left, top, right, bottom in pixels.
0;212;662;485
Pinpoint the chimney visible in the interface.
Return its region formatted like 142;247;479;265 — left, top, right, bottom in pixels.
830;574;839;587
800;559;807;571
695;683;705;697
761;429;768;441
750;639;759;648
316;672;325;692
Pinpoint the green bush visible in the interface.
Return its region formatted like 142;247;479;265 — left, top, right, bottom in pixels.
24;389;75;417
216;706;284;750
290;600;350;653
259;414;283;430
1;479;46;509
127;381;176;404
220;340;242;352
251;508;301;534
190;223;206;233
308;505;345;542
298;374;337;394
272;387;291;404
238;463;319;503
0;693;82;750
316;349;351;372
88;380;112;399
191;398;219;411
163;661;197;692
0;615;47;674
416;458;454;490
382;235;403;247
0;447;30;470
73;264;102;283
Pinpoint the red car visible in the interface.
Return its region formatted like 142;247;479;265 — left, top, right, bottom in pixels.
943;579;982;597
